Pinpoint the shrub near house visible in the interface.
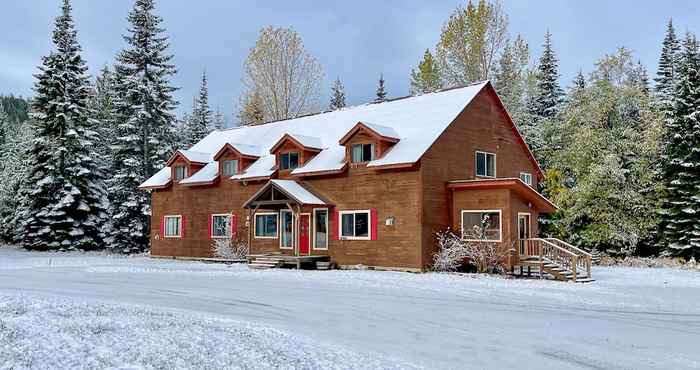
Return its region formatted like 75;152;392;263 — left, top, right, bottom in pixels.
140;81;564;272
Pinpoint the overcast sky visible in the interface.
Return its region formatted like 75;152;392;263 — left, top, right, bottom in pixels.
2;1;699;124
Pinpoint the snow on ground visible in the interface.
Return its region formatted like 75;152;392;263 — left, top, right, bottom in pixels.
0;246;699;369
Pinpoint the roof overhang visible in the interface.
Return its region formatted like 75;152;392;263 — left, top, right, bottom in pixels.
165;150;209;166
213;143;261;161
269;133;323;154
243;180;330;208
138;181;172;191
447;178;558;213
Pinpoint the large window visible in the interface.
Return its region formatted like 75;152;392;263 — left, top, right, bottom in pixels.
461;210;501;242
520;172;533;186
211;214;231;238
475;151;496;177
255;213;278;238
351;143;375;163
222;159;239;176
174;166;187;180
280;210;293;249
314;208;328;249
340;210;370;240
164;215;182;238
280;152;300;170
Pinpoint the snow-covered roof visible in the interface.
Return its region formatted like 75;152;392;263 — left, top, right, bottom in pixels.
141;82;493;188
138;166;172;189
271;180;327;204
178;150;210;164
179;161;218;185
360;122;400;140
228;143;261;157
291;146;346;175
230;154;276;181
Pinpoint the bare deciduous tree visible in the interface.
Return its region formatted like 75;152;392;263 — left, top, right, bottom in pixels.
241;26;324;122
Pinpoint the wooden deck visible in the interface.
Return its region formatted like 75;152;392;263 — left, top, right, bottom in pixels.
512;238;595;283
247;253;331;269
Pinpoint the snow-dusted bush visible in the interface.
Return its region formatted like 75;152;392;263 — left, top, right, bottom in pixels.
433;225;511;274
211;237;249;260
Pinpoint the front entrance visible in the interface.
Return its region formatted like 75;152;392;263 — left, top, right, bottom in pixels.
518;213;531;255
298;214;310;255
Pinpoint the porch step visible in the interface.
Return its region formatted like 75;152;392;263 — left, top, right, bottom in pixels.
247;257;283;269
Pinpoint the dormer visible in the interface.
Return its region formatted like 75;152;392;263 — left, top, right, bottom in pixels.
338;122;400;166
269;133;323;174
165;149;210;183
213;143;261;178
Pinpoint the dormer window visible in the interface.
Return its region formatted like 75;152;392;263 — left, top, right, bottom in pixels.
174;166;187;180
351;143;375;163
280;152;300;170
222;159;239;176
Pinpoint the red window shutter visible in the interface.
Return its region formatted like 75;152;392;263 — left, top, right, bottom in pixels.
181;215;186;238
160;216;165;236
332;209;340;240
231;213;238;240
370;208;378;241
207;215;212;238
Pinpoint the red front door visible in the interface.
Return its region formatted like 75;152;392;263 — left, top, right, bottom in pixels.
299;214;310;255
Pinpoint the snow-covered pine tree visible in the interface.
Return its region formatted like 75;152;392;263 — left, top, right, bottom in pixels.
654;19;681;116
0;120;31;243
329;78;346;110
0;103;7;145
572;70;586;91
494;35;531;129
18;0;107;251
107;0;178;253
659;32;700;259
532;30;563;120
410;49;442;95
193;70;212;134
89;65;116;173
375;74;387;102
213;107;225;130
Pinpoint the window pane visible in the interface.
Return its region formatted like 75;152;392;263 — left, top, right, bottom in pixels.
315;210;328;248
212;215;230;237
355;212;369;237
281;154;289;170
520;173;532;186
341;214;354;237
462;211;500;241
175;166;186;180
351;144;363;163
222;160;238;176
363;144;374;162
165;217;180;236
476;152;485;176
486;154;495;177
289;152;299;169
265;215;277;236
281;211;293;247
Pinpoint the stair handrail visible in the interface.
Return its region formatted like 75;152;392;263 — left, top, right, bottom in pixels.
544;238;592;279
526;238;578;281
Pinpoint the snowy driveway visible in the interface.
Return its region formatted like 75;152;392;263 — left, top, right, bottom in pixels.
0;247;699;369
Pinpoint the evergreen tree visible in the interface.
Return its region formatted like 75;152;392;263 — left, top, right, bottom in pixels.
654;19;681;116
213;107;225;130
329;77;346;110
493;35;531;128
532;31;563;120
18;0;107;251
108;0;178;253
410;49;442;95
0;120;32;243
572;70;586;91
375;74;387;102
659;33;700;259
90;65;115;171
194;71;212;132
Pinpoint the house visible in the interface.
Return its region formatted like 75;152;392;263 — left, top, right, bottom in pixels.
139;81;592;280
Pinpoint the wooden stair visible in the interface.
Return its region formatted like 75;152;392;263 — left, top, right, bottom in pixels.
248;256;284;269
517;238;595;283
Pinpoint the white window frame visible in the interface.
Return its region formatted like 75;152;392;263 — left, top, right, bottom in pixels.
460;209;502;243
163;215;182;238
339;210;371;241
475;151;496;178
313;208;329;250
254;212;279;239
221;159;239;177
174;166;188;181
350;143;375;163
211;213;232;239
279;210;294;249
519;172;533;186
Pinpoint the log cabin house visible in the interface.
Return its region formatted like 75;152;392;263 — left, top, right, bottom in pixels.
139;81;592;281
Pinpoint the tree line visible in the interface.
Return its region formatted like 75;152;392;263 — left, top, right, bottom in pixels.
0;0;697;259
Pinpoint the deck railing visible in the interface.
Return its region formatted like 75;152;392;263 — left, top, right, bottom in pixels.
519;238;581;280
545;238;592;278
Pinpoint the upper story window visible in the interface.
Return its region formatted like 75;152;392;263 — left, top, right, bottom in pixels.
174;166;187;180
222;159;239;176
475;151;496;178
520;172;533;186
351;143;375;163
280;152;300;170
